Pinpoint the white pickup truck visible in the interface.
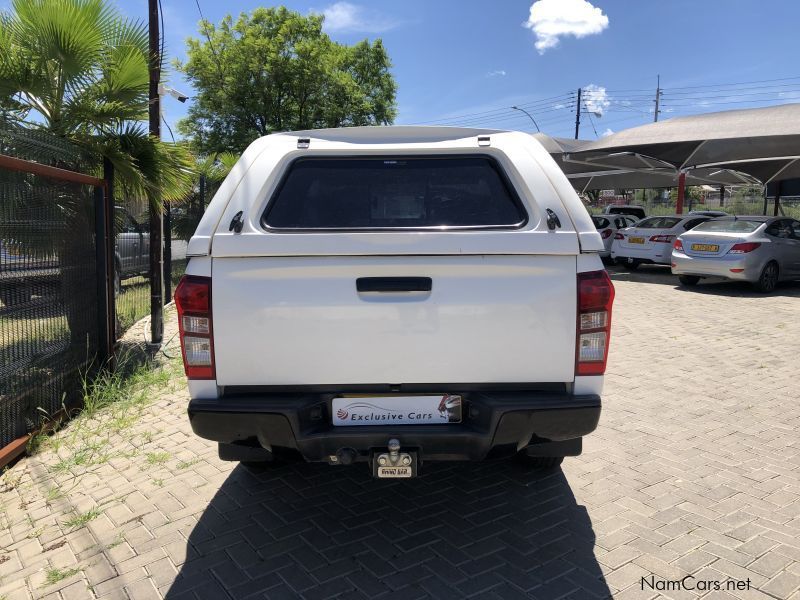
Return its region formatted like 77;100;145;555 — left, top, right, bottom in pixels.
175;126;614;478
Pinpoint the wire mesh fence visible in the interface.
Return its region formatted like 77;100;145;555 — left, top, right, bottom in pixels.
0;125;100;450
0;122;182;456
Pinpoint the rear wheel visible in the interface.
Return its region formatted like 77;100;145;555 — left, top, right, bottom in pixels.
515;455;564;470
620;258;640;271
678;275;700;286
753;262;779;293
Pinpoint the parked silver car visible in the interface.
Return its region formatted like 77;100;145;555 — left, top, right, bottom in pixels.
671;216;800;292
591;214;639;258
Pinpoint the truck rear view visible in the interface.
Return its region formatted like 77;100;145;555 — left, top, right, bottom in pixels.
176;127;613;478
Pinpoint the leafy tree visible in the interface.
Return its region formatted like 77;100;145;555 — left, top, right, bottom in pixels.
176;7;398;154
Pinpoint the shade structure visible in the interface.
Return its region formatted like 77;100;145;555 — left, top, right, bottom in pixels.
531;132;761;191
562;103;800;184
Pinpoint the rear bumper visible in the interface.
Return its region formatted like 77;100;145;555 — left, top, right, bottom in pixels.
611;245;672;264
671;251;761;281
188;391;601;462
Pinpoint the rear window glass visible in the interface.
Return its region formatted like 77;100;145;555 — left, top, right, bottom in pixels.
263;156;527;230
692;219;764;233
591;216;610;228
635;217;681;229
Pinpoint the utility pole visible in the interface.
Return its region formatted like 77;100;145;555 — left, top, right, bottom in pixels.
654;74;662;122
574;87;582;139
148;0;163;345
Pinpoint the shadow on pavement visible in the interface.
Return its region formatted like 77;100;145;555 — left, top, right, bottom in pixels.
165;460;610;599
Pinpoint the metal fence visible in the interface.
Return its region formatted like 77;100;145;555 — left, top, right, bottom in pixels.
0;123;180;460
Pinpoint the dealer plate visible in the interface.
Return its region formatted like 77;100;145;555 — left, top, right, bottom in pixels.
333;394;462;426
628;236;645;244
691;243;719;252
377;466;413;478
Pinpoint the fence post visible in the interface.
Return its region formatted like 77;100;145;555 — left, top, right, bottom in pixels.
94;160;116;364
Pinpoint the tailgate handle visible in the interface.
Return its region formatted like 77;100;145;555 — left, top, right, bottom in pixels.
356;277;432;293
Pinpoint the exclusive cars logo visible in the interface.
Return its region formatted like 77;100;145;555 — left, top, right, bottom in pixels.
334;395;462;424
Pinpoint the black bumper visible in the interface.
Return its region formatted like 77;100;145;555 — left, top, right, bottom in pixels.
188;390;601;462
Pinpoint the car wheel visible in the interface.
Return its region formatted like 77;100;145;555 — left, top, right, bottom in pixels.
753;262;779;293
621;259;640;271
515;455;564;470
678;275;700;286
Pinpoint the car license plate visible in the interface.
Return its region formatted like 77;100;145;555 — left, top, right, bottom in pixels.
628;236;645;244
377;466;413;478
333;394;462;426
691;243;719;252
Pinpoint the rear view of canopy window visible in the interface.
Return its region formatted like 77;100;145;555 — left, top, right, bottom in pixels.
263;156;527;230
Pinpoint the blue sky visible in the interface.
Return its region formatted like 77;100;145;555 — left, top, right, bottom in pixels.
51;0;800;139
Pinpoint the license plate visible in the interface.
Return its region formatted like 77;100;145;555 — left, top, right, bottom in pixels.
333;394;462;426
377;466;413;478
628;236;645;244
691;243;719;252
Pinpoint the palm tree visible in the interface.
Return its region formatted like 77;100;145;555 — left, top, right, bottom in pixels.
0;0;193;354
0;0;193;200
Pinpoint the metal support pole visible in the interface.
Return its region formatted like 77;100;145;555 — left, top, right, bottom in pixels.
163;202;171;301
719;185;725;208
763;185;768;215
148;0;163;344
103;159;116;359
574;88;582;139
774;181;781;216
94;186;110;364
675;171;686;214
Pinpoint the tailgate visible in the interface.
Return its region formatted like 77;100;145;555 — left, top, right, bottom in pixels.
212;255;577;385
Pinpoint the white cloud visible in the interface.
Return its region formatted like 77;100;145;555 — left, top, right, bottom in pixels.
553;103;565;109
601;128;614;137
523;0;609;54
319;2;399;33
583;83;610;116
487;70;507;77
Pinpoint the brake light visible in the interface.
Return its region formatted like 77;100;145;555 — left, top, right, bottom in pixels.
614;232;624;240
175;275;215;379
576;270;614;376
650;234;676;243
673;238;684;251
600;228;613;239
728;242;761;254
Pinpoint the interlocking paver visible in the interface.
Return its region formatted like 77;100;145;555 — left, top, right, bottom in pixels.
0;275;798;599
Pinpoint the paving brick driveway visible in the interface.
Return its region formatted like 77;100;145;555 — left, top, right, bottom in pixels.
1;269;799;600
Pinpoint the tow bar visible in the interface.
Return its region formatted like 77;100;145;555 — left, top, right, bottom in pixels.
372;438;417;478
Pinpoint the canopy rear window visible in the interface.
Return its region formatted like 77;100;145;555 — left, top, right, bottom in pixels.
263;156;527;230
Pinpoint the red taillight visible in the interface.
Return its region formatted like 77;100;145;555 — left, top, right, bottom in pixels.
600;228;613;239
728;242;761;254
175;275;215;380
576;270;614;376
614;233;624;240
650;234;676;243
673;238;684;251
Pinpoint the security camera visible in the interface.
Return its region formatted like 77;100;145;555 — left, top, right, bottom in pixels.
158;84;190;103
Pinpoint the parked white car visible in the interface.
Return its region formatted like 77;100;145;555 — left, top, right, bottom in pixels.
672;216;800;292
611;214;711;269
591;214;639;258
175;126;615;478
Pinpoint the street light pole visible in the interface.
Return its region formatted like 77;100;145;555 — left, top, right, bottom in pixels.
510;106;540;132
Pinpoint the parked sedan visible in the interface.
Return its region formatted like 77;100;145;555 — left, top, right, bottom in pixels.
611;215;711;270
591;214;639;258
672;216;800;292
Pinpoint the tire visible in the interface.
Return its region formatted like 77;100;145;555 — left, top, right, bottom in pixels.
515;455;564;471
621;259;640;271
678;275;700;286
753;262;779;293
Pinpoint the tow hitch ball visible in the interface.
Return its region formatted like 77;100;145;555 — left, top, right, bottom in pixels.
372;438;417;478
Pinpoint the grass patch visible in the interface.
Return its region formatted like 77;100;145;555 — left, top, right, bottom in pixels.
145;452;170;466
44;566;80;586
176;457;200;470
63;508;101;530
